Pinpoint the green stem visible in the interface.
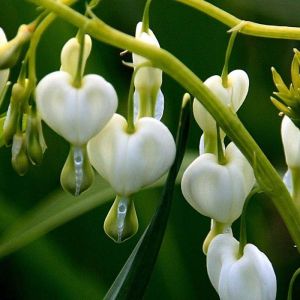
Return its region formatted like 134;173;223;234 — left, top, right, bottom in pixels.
216;124;225;164
142;0;152;32
27;13;56;90
221;31;237;87
127;68;137;133
238;187;260;257
177;0;300;40
28;0;300;250
72;30;85;87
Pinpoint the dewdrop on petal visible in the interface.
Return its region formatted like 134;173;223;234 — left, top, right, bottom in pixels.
207;234;276;300
132;22;163;119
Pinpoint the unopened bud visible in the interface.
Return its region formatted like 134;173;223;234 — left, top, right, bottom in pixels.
0;24;33;69
3;80;29;145
60;145;94;196
26;106;47;165
104;195;138;243
11;132;30;176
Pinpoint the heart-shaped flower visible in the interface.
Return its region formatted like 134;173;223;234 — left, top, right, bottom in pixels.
87;113;176;196
207;234;276;300
193;70;249;137
181;142;255;224
35;70;118;145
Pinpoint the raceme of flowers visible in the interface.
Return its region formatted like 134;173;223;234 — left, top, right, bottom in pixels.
0;12;286;299
181;69;277;299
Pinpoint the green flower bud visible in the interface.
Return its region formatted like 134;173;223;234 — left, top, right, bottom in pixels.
60;145;94;196
26;105;47;165
11;132;30;176
3;80;29;145
104;195;138;243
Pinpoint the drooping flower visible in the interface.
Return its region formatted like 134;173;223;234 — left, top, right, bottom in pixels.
132;22;164;120
181;142;255;225
87;113;176;196
36;71;118;146
193;70;249;142
207;234;277;300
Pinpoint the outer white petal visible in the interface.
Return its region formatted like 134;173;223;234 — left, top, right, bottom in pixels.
36;71;118;145
219;244;277;300
281;115;300;168
87;114;176;195
60;34;92;78
207;234;239;292
228;70;249;112
134;89;164;121
0;28;9;95
193;70;248;134
132;22;162;92
181;143;254;223
193;75;230;135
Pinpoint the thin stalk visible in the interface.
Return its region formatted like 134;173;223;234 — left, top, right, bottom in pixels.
142;0;152;32
72;30;85;87
177;0;300;40
28;0;300;250
221;31;237;87
287;267;300;300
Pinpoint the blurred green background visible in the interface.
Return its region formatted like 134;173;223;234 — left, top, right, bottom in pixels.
0;0;300;299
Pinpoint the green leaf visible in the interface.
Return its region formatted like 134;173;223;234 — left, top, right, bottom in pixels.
104;95;191;299
0;149;197;259
0;195;105;298
0;116;5;148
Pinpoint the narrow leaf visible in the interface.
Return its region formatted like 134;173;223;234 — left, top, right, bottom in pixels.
104;94;191;300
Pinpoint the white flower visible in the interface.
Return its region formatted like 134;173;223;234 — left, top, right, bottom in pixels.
132;22;163;119
181;142;255;224
281;115;300;169
60;34;92;78
193;70;249;136
36;71;118;145
207;234;277;300
0;28;9;97
87;113;176;196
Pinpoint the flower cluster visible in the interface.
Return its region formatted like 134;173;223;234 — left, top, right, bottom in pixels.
181;69;276;298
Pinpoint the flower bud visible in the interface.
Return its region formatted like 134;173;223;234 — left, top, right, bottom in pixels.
104;195;138;243
26;106;47;165
60;34;92;78
132;22;163;119
207;234;276;300
181;142;255;224
60;145;94;196
3;80;29;145
87;113;176;196
36;71;118;145
281;115;300;168
11;132;30;176
193;70;249;136
0;24;33;69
